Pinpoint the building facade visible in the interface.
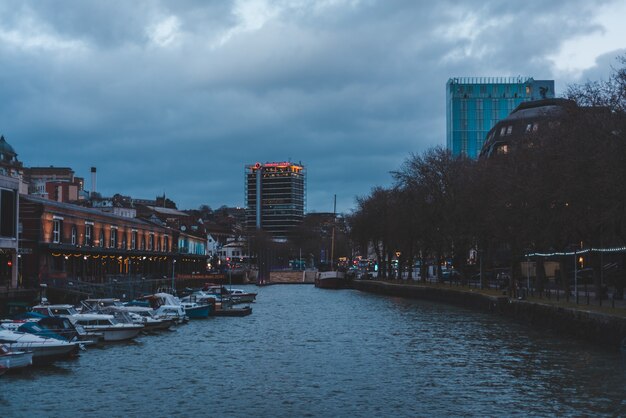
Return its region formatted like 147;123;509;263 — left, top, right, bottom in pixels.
24;166;85;202
446;77;555;158
19;195;178;287
0;136;21;288
245;161;306;240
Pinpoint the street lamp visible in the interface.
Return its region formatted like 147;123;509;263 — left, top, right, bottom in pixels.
172;259;176;294
574;249;578;304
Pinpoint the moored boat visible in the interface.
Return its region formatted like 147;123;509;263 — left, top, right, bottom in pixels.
0;329;80;364
180;302;212;319
212;305;252;317
314;270;349;289
0;344;33;372
68;313;144;342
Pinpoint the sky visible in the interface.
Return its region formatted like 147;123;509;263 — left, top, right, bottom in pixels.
1;0;625;214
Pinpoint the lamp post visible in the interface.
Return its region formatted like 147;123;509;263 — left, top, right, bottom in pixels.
574;249;578;304
172;258;176;295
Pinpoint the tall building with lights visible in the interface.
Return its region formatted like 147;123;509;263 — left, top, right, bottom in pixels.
446;77;555;158
245;161;306;240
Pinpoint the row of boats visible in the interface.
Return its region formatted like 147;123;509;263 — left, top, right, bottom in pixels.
0;285;257;374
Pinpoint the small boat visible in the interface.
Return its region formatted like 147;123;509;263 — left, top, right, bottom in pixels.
68;313;144;342
112;306;175;331
0;329;80;365
212;305;252;317
202;285;256;304
135;293;189;324
3;312;98;346
227;288;257;304
0;344;33;372
314;270;349;289
180;302;212;319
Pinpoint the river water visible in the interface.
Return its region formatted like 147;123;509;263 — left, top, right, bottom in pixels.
1;285;625;417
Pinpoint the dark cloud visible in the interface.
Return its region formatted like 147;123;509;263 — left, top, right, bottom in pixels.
0;0;622;214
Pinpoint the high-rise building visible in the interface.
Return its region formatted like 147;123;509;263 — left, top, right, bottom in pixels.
245;161;306;240
446;77;555;158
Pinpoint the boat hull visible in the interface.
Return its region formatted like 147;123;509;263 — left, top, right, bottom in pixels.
184;304;211;319
213;306;252;317
314;271;350;289
0;351;33;370
82;326;144;342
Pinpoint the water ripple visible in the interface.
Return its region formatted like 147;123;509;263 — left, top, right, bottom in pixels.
1;285;625;417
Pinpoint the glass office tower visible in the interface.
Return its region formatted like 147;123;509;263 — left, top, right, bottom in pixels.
446;77;555;158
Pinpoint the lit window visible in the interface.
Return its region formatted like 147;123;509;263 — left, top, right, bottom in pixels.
506;125;513;135
53;220;62;243
497;145;509;155
525;124;532;133
500;127;506;136
85;225;92;246
110;228;117;248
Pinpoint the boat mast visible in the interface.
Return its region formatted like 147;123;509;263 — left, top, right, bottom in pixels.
330;194;336;270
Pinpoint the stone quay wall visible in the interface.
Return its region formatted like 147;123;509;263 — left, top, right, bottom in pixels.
352;280;626;351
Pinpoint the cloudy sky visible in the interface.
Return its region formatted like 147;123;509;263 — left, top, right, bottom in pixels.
1;0;625;214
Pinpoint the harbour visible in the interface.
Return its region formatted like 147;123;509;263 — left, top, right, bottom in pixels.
2;284;626;417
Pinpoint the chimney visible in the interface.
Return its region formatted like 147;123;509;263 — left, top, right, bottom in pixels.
90;167;97;197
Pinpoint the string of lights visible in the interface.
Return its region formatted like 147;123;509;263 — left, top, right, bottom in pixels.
526;246;626;257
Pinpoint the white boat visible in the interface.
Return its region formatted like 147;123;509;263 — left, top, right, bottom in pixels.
202;286;256;304
0;344;33;371
137;293;188;324
0;329;79;364
227;288;257;304
99;306;174;331
31;303;104;344
68;313;144;342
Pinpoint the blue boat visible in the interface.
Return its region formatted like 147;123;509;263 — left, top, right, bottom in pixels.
181;302;212;319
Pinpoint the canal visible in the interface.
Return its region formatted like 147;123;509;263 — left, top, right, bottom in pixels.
2;285;625;417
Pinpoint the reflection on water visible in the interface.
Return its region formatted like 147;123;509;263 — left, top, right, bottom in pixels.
1;285;625;417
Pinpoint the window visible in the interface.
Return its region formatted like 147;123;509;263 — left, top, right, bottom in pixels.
497;144;509;155
85;224;93;246
500;127;506;137
0;189;16;238
164;236;169;252
532;122;539;132
71;226;77;245
506;125;513;135
99;230;105;248
131;231;137;250
53;219;62;243
110;228;117;248
525;123;532;133
122;233;127;249
148;234;154;251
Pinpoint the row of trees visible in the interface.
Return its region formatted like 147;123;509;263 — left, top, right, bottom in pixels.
349;55;626;297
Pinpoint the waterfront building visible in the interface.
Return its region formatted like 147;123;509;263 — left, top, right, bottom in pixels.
0;136;21;288
18;195;178;288
446;77;555;158
245;161;306;241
